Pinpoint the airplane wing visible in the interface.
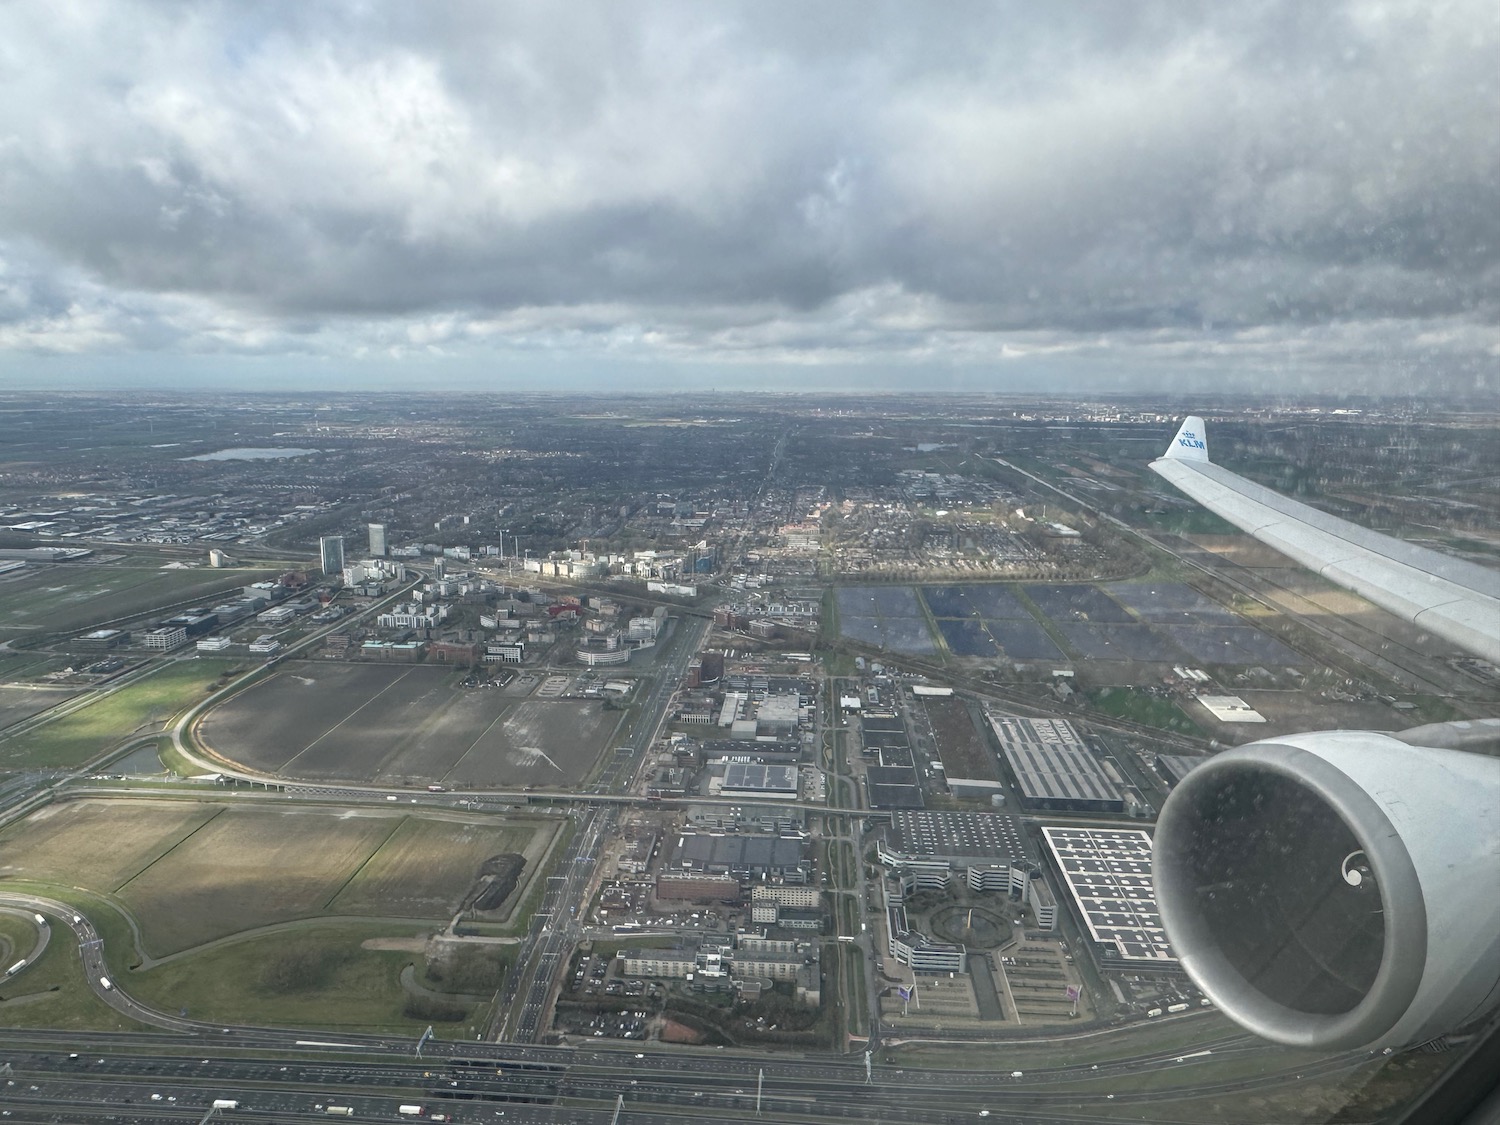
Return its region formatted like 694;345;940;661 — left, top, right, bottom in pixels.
1149;416;1500;666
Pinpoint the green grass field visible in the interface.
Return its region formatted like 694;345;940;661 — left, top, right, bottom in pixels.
125;922;445;1032
0;911;40;971
0;798;556;958
329;817;556;917
117;808;407;955
0;799;222;890
0;564;273;643
0;659;241;769
1089;686;1204;736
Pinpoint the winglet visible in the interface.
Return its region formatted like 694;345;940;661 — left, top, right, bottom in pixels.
1163;415;1210;462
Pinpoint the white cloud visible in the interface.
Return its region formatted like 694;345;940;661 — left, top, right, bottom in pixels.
0;1;1496;393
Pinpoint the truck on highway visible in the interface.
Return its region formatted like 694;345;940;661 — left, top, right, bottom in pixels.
32;913;46;926
1167;1002;1191;1013
5;960;25;976
398;1106;425;1116
1146;1007;1163;1018
324;1108;353;1117
99;977;113;990
212;1099;239;1110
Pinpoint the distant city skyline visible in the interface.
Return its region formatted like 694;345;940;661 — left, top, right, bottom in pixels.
1;2;1497;398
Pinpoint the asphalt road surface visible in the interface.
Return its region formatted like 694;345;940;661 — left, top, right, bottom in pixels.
0;1023;1378;1125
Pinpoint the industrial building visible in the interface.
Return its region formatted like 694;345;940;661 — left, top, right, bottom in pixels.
859;711;910;754
1194;694;1267;723
1154;753;1208;789
988;712;1124;813
718;762;799;801
655;873;743;903
865;764;924;809
755;692;801;735
668;832;809;882
1041;826;1177;968
860;710;923;808
701;740;801;765
684;804;804;834
77;628;128;651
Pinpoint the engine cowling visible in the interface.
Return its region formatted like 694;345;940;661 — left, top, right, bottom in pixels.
1153;730;1500;1050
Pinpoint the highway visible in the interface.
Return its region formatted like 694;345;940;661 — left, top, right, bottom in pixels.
0;1021;1380;1124
494;806;616;1044
0;904;49;981
0;893;206;1034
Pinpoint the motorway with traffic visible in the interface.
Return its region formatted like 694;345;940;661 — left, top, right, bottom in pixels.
0;1017;1377;1124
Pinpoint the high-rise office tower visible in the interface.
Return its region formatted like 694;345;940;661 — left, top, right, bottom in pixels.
320;535;346;577
368;522;388;556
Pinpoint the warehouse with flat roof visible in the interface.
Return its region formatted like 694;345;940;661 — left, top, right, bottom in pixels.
865;765;924;809
988;713;1124;813
719;761;799;800
670;832;810;881
1154;753;1208;790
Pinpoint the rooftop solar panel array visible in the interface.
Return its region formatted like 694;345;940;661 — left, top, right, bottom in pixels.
722;761;799;794
1041;826;1176;963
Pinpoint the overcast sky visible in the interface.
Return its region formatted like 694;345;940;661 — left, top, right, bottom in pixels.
2;1;1498;395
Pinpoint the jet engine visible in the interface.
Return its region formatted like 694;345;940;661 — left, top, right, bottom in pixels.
1153;729;1500;1050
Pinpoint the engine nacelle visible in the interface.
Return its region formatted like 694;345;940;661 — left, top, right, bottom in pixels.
1154;730;1500;1050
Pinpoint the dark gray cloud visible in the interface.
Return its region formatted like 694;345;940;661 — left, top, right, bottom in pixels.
1;1;1497;390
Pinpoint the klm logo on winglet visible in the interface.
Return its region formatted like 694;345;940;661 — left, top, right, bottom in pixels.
1163;415;1210;461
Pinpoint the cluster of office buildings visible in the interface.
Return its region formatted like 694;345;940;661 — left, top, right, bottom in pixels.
617;931;821;1004
874;810;1055;976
